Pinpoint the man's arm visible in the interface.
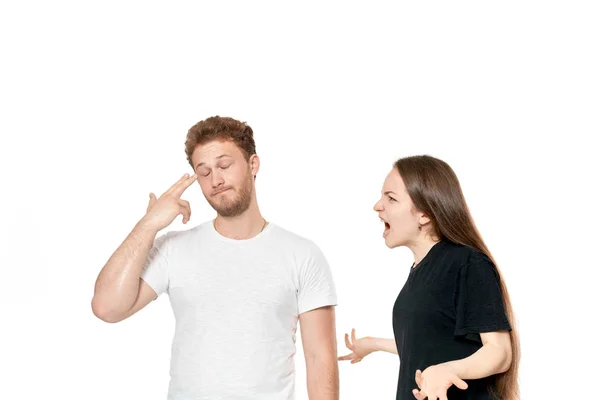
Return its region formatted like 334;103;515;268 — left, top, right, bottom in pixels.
299;306;339;400
91;220;161;322
91;173;196;322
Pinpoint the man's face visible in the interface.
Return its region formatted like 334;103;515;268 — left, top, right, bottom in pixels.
191;139;257;217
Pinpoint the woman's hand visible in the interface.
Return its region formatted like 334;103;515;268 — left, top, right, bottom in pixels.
337;329;376;364
412;363;468;400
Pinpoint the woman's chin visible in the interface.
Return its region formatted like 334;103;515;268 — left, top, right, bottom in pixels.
384;234;407;249
383;235;396;248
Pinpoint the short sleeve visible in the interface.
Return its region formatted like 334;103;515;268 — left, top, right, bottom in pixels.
454;253;511;340
297;242;338;315
140;233;170;300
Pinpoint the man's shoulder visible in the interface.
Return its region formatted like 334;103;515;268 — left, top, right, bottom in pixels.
267;223;323;254
159;220;211;244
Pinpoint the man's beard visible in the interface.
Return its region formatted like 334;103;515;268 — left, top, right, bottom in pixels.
207;172;253;217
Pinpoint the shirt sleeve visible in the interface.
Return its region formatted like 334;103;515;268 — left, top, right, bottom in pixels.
297;242;338;315
454;252;511;341
140;233;170;300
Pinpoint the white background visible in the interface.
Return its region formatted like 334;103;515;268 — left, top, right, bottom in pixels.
1;1;599;399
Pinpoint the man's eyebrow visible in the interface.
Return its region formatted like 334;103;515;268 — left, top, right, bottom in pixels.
195;154;232;168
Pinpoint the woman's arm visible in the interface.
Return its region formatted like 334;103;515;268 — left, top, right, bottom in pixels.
338;329;397;363
413;330;512;400
445;331;512;378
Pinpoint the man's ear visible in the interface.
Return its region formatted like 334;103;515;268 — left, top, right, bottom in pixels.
250;154;260;178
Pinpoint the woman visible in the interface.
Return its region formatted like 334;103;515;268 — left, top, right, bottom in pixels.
339;155;519;400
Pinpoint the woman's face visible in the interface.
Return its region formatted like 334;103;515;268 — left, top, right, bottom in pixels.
373;168;428;248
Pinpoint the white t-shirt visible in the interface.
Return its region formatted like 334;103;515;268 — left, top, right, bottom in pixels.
141;220;337;400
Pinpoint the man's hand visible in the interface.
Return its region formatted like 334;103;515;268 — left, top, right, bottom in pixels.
142;173;197;231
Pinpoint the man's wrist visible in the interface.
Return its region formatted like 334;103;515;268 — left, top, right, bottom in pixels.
135;216;161;236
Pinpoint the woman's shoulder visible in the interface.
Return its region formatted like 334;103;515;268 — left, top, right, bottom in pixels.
440;239;494;269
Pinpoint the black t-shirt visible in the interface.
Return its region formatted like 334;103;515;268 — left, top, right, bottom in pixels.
393;239;511;400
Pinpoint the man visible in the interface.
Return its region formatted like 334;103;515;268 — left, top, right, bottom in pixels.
92;116;339;399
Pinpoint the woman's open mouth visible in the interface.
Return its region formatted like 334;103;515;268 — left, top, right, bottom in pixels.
383;221;390;238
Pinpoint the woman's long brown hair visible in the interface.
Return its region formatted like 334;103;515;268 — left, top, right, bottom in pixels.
396;155;520;400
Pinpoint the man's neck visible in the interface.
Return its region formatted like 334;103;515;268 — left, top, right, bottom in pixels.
214;206;267;240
